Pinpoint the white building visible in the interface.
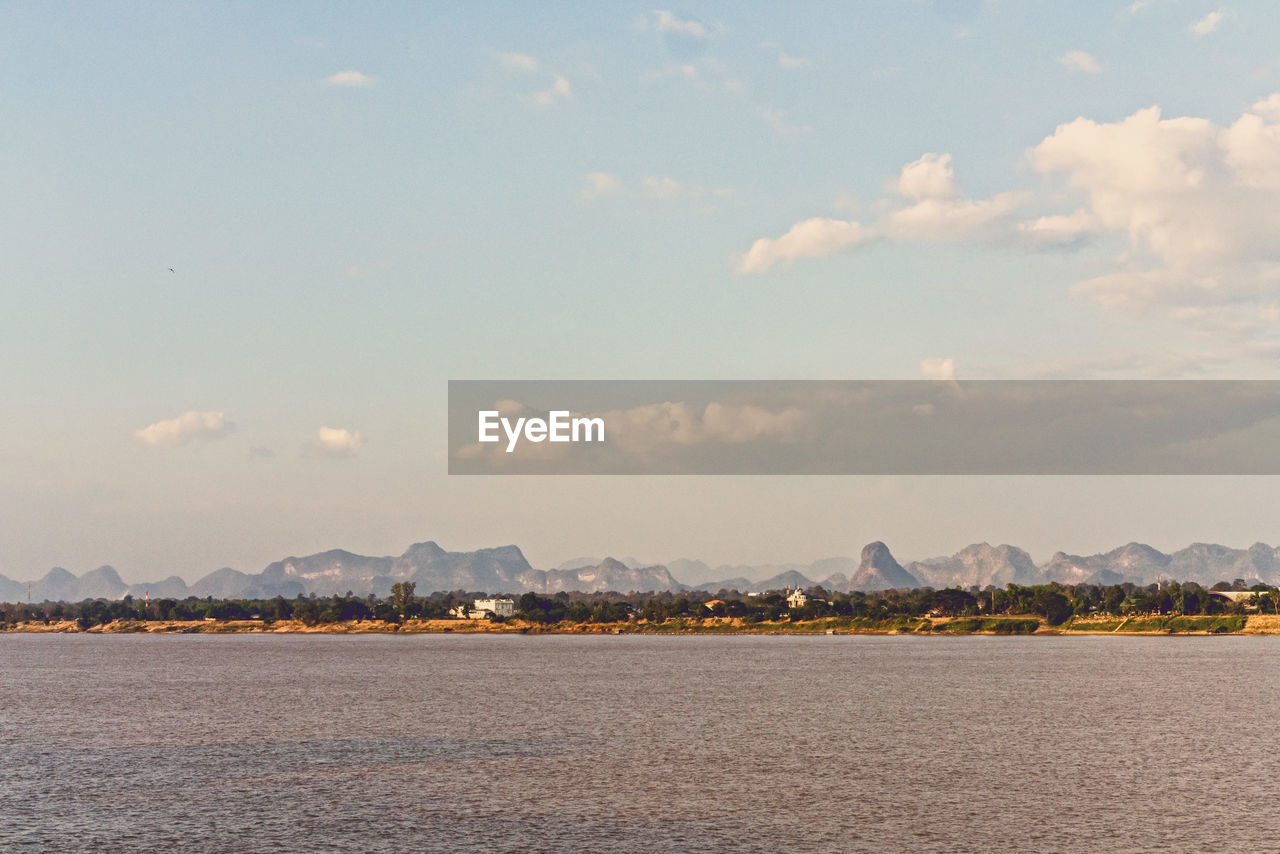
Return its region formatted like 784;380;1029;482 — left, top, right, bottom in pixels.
786;588;810;609
472;598;515;618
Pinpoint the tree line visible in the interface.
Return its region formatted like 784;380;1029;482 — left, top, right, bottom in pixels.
0;578;1269;630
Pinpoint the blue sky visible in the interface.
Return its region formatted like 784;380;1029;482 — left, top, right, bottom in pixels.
5;1;1280;580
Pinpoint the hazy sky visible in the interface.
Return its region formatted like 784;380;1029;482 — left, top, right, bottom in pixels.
5;1;1280;582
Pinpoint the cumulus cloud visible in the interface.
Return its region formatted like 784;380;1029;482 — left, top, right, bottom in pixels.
640;175;704;200
1189;9;1226;35
602;401;808;453
1016;209;1103;248
492;399;529;417
737;153;1023;273
531;74;572;107
756;106;812;135
894;153;956;199
136;411;233;448
1251;94;1280;120
648;10;711;38
1029;99;1280;275
737;218;877;274
920;358;958;381
885;193;1027;241
582;171;622;199
324;70;375;87
1020;97;1280;363
582;172;728;202
495;51;539;72
311;426;363;458
740;94;1280;364
778;52;812;70
1059;50;1103;74
1125;0;1170;14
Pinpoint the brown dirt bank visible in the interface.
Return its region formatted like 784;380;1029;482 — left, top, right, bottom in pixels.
3;614;1277;635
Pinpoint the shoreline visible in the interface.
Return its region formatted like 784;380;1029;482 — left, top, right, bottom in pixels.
4;614;1277;636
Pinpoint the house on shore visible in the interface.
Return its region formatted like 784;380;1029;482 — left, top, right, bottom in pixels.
454;597;515;619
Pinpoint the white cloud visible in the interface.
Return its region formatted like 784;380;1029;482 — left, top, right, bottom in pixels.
582;172;622;199
1029;106;1240;270
312;426;363;457
884;192;1026;241
778;52;812;70
602;401;807;453
736;218;876;274
920;358;957;381
737;152;1024;273
643;58;744;96
324;70;375;88
531;74;571;107
894;152;955;199
495;51;539;72
1059;50;1103;74
756;106;812;135
582;172;728;202
1189;9;1226;35
1125;0;1170;14
492;399;529;418
1251;94;1280;120
1029;103;1280;273
641;175;704;200
650;10;711;38
1024;99;1280;362
136;411;233;448
1220;110;1280;188
737;95;1280;367
1016;209;1103;248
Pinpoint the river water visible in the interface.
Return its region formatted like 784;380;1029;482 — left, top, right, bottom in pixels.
2;633;1279;852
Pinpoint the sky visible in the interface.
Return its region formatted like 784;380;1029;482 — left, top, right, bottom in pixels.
5;0;1280;582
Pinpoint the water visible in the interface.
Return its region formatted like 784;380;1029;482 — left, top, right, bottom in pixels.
3;633;1280;852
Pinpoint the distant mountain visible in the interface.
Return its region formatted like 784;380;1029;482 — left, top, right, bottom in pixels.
0;573;26;603
395;542;535;593
1041;547;1146;586
1167;542;1280;586
909;544;1040;589
533;557;684;593
8;538;1280;604
555;556;644;572
693;557;859;593
693;576;758;594
848;542;920;592
667;558;714;585
76;566;128;601
1031;541;1278;587
809;556;860;580
263;549;394;597
188;567;305;600
32;567;81;603
125;576;191;600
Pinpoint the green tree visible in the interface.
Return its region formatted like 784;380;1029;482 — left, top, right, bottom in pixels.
1032;589;1073;625
391;581;416;616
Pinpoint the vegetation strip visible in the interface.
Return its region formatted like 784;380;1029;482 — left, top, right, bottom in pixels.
1;580;1269;635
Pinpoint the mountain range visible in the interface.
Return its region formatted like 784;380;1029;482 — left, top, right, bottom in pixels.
3;539;1280;604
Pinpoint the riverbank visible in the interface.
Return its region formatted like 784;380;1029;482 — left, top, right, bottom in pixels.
3;613;1274;635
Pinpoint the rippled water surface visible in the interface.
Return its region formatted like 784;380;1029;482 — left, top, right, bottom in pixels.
3;634;1280;852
